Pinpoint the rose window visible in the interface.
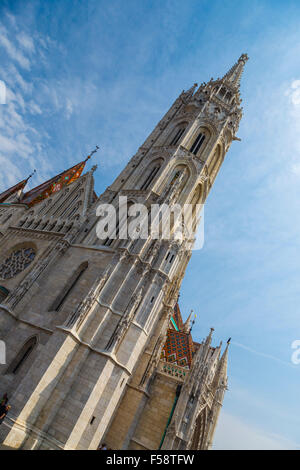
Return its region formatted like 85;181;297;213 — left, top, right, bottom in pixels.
0;248;36;280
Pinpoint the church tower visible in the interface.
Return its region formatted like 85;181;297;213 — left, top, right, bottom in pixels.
0;54;248;450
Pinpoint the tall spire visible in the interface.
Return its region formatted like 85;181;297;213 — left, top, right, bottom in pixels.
205;327;214;347
182;310;193;333
212;338;230;390
0;173;34;204
222;53;249;89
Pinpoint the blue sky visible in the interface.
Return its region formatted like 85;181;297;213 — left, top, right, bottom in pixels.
1;0;300;449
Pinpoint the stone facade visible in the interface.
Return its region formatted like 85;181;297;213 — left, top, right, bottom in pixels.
0;54;248;449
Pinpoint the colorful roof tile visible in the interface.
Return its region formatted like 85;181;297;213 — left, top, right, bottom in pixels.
161;303;197;369
22;160;87;208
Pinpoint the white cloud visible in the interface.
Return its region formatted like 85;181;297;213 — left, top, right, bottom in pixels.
0;25;31;70
232;341;296;368
28;101;42;115
286;80;300;107
65;98;73;119
16;31;35;53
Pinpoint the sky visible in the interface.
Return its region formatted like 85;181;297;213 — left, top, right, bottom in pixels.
0;0;300;450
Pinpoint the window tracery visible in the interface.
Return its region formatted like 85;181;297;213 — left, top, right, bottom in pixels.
0;247;36;279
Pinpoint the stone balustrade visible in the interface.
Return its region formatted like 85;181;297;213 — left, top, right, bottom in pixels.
158;360;189;382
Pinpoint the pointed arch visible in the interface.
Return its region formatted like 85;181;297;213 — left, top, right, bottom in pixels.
167;121;188;146
189;407;207;450
165;164;191;196
6;335;38;375
140;158;164;191
188;127;211;157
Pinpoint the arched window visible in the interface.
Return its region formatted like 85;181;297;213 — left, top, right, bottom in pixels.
0;247;36;280
168;165;189;188
50;262;88;311
7;336;38;375
140;160;163;191
218;87;226;98
140;166;160;190
189;132;205;155
169;123;187;146
0;286;9;302
188;408;207;450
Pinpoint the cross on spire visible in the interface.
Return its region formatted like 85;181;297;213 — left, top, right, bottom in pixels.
25;169;36;183
85;145;100;162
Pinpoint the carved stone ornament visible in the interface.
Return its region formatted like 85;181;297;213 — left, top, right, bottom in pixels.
0;247;36;280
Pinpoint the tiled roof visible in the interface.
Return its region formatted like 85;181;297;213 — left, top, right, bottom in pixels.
161;303;195;369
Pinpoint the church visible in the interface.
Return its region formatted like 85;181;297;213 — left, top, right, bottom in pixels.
0;54;248;450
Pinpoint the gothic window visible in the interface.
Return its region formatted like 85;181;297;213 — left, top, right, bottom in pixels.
189;408;207;450
168;165;189;193
226;91;232;102
7;336;38;375
140;159;163;190
189;132;205;155
50;261;88;311
218;87;226;98
0;247;36;280
170;128;185;145
165;252;175;264
169;124;187;146
140;166;160;190
0;286;9;302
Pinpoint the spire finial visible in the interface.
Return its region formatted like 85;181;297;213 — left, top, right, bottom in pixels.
204;327;214;345
238;53;249;63
26;169;36;183
222;53;249;89
85;145;100;162
183;310;193;333
189;311;197;334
